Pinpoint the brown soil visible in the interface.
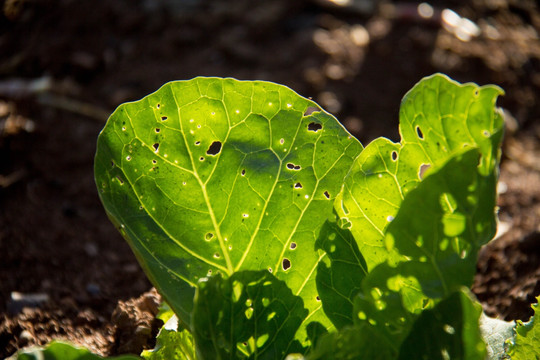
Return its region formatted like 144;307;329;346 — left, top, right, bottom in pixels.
1;0;539;357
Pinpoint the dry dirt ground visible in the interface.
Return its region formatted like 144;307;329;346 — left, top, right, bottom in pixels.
1;0;539;357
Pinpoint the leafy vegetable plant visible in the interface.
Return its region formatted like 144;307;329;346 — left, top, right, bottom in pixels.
12;74;540;359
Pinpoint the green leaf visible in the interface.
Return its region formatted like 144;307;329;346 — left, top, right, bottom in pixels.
95;78;362;334
315;213;367;329
336;73;504;270
192;270;308;359
307;290;488;360
141;315;196;360
11;341;140;360
305;323;396;360
508;296;540;359
398;289;486;360
353;147;500;345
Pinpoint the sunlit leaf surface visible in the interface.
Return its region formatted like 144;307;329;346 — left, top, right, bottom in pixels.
95;78;362;339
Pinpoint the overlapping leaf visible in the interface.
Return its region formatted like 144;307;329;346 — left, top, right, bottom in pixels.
314;214;367;329
95;78;362;338
193;270;307;359
398;289;486;360
336;73;504;270
307;289;486;360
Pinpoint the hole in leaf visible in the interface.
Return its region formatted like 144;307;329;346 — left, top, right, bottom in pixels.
282;258;291;271
241;169;246;176
304;106;319;116
268;267;273;273
256;334;269;348
155;128;160;133
195;141;200;146
286;163;301;170
199;156;204;161
290;242;297;250
116;176;124;185
280;138;284;145
443;324;455;335
416;125;424;140
206;141;222;156
152;159;157;164
323;190;330;199
156;103;160;109
205;233;214;241
307;122;323;132
153;143;159;152
391;151;398;161
126;156;131;161
419;163;430;179
294;182;302;189
161;116;167;121
316;295;321;301
213;253;220;258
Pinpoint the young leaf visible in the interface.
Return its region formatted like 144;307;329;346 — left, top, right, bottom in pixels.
192;270;308;359
336;73;504;270
11;341;141;360
507;296;540;359
95;78;362;333
141;315;196;360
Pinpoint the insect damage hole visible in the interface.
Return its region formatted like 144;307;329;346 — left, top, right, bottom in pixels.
241;169;246;176
286;163;301;170
323;190;330;199
206;141;222;156
282;258;291;271
416;125;424;140
391;151;398;161
419;163;431;179
307;122;323;132
303;106;319;116
290;242;297;250
294;182;303;189
161;116;167;121
153;143;160;153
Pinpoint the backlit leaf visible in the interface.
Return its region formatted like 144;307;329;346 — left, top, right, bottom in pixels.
192;270;307;359
508;296;540;359
95;78;362;339
336;73;504;270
